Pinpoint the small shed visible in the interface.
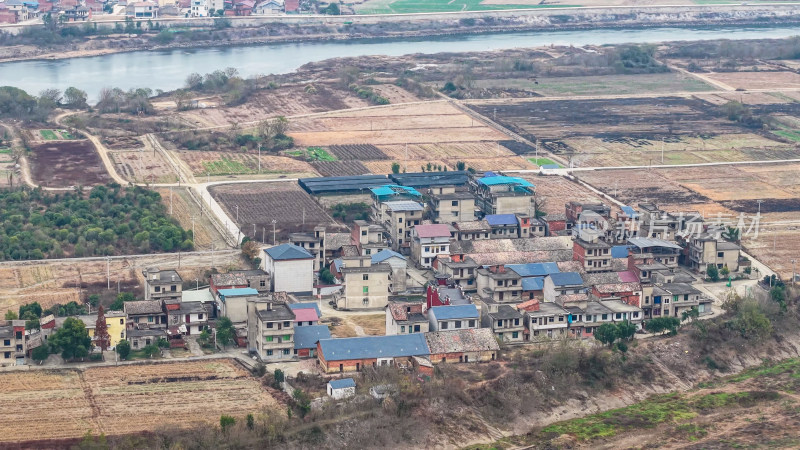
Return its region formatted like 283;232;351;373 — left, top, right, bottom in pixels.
327;378;356;399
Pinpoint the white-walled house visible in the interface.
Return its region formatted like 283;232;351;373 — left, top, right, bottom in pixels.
410;224;452;268
262;244;314;295
428;304;479;332
216;287;259;324
328;378;356;399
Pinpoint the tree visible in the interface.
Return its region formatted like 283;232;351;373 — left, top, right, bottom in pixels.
88;294;100;308
220;415;236;431
706;264;720;282
241;240;261;264
32;345;49;363
645;317;681;336
19;302;42;319
4;311;17;320
391;162;401;174
49;317;92;360
38;88;62;109
681;306;700;323
116;340;131;360
216;316;235;348
246;413;255;430
593;323;618;347
720;266;730;277
95;306;110;353
25;318;40;331
198;329;211;348
64;87;88;109
110;292;135;310
770;285;786;303
324;2;340;14
616;320;637;341
722;226;740;243
456;161;466;171
319;268;335;285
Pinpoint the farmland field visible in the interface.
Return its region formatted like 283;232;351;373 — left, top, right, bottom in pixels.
704;71;800;90
175;151;318;178
209;182;344;241
155;187;228;250
29;140;110;188
0;360;277;444
576;163;800;278
472;73;713;97
39;129;58;140
111;149;177;183
353;0;576;14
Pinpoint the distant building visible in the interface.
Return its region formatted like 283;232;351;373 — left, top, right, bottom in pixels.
327;378;356;399
410;223;452;268
573;228;613;273
124;300;167;330
262;243;314;294
216;288;259;324
424;328;499;364
337;255;392;310
470;174;535;216
142;268;182;303
317;334;429;373
371;249;408;293
126;1;158;17
428;304;479;332
427;185;476;223
247;299;296;361
293;324;330;358
385;300;428;335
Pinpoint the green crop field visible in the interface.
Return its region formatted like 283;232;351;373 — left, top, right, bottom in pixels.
201;157;254;176
529;158;560;167
39;130;58;140
355;0;578;14
307;147;337;162
60;131;77;140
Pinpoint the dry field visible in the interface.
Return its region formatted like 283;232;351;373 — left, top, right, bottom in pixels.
704;71;800;90
518;174;616;217
209;182;343;241
155;187;228;250
175;150;319;178
111;148;177;183
577;163;800;278
289;102;506;146
0;360;278;444
29;140;111;188
178;84;371;128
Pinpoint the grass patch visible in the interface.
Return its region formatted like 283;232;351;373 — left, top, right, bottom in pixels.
773;129;800;143
201;157;253;175
59;130;77;140
0;148;11;154
676;423;708;441
39;130;58;140
727;358;800;383
529;157;560;167
307;147;337;162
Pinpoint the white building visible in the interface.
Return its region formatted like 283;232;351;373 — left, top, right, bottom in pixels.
262;243;315;295
428;304;479;332
190;0;208;16
327;378;356;399
216;287;259;324
410;224;452;268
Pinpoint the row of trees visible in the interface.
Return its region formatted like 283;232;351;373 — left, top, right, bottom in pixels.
0;185;193;261
183;67;254;107
0;86;87;121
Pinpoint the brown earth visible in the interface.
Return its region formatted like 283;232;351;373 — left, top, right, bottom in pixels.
28;140;110;188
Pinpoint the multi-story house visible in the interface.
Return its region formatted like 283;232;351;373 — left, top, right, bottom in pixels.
0;324;23;366
370;249;408;293
572;228;613;273
337;256;391;310
410;223;452;268
543;272;585;303
124;300;167;330
638;203;680;240
385;301;429;335
381;201;424;252
470;175;535;216
216;288;260;324
142;267;182;303
351;220;388;256
428;304;479;332
483;304;524;342
289;226;328;271
476;265;523;305
190;0;208;16
688;233;740;274
262;243;315;295
452;220;492;241
436;255;479;292
655;283;712;318
247;300;296;361
628;236;682;268
427;185;476;223
523;301;571;341
565;201;611;225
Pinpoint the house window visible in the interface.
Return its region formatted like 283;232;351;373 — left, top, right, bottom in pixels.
424;246;430;252
266;336;273;342
601;314;607;320
514;318;519;326
3;339;9;346
171;285;176;292
454;320;461;329
717;252;724;258
363;274;369;281
468;320;475;327
664;298;670;304
398;218;403;223
148;316;154;323
548;317;554;323
120;331;124;338
363;298;369;306
512;331;519;339
283;321;290;327
155;286;161;292
451;200;459;206
684;294;689;301
4;352;9;358
363;286;369;294
496;281;502;286
283;349;290;355
441;322;448;330
497;320;502;327
267;323;273;328
633;312;639;318
366;249;372;255
615;313;621;319
558;316;564;322
260;280;266;287
361;230;367;236
120;319;124;325
401;326;406;333
267;350;273;356
414;325;420;332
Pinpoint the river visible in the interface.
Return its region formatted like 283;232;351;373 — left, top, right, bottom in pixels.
2;25;799;101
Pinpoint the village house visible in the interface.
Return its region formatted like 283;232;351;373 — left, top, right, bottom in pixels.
289;226;328;271
216;287;259;324
0;325;23;365
656;283;712;318
317;334;429;373
128;328;167;350
506;262;560;299
688;233;740;274
327;378;356;399
124;300;167;330
209;269;271;293
615;205;641;240
486;213;532;239
426;282;471;308
101;311;127;348
178;302;209;335
427;185;476;223
471;174;535;216
288;302;321;317
385;300;428;335
425;328;499;364
452;219;492;241
294;324;330;358
247;299;296;361
410;223;452;268
638;203;680;240
627;237;683;268
522;301;570;341
253;0;283;14
573;228;613;273
370;249;408;293
379;201;424;252
449;236;574;267
545;213;568;236
565;201;612;225
126;1;157;17
483;304;525;342
352;220;388;256
436;255;480;292
543;272;585;303
476;264;524;305
336;255;391;310
292;306;319;326
142;267;182;303
262;243;315;295
428;304;479;332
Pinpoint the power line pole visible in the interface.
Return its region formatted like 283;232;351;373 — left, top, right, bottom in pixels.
169;186;173;215
272;219;277;245
106;255;110;290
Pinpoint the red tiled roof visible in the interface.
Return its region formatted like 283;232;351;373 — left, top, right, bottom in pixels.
293;307;319;323
414;224;451;238
284;0;298;10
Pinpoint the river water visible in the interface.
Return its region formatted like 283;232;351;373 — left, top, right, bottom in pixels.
2;25;799;101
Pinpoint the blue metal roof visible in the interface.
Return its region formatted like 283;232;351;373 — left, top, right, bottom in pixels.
521;277;545;291
477;175;534;188
329;378;356;389
620;205;639;219
506;262;560;277
294;324;331;350
371;249;406;264
318;334;429;361
540;164;561;169
265;243;313;261
332;258;344;273
611;245;631;259
370;184;422;198
217;288;258;297
548;272;584;287
289;302;322;317
485;214;518;226
429;304;479;320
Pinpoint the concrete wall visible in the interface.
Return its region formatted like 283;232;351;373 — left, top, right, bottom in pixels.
265;258;314;294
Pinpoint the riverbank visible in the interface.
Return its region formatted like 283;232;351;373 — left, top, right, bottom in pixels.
2;4;800;64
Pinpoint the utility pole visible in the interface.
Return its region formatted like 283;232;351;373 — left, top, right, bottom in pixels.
253;223;256;238
262;227;265;244
258;145;261;174
661;137;665;165
272;219;277;245
191;216;195;242
235;205;239;223
757;199;763;217
169;186;173;215
178;251;181;268
792;259;797;287
106;255;110;290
